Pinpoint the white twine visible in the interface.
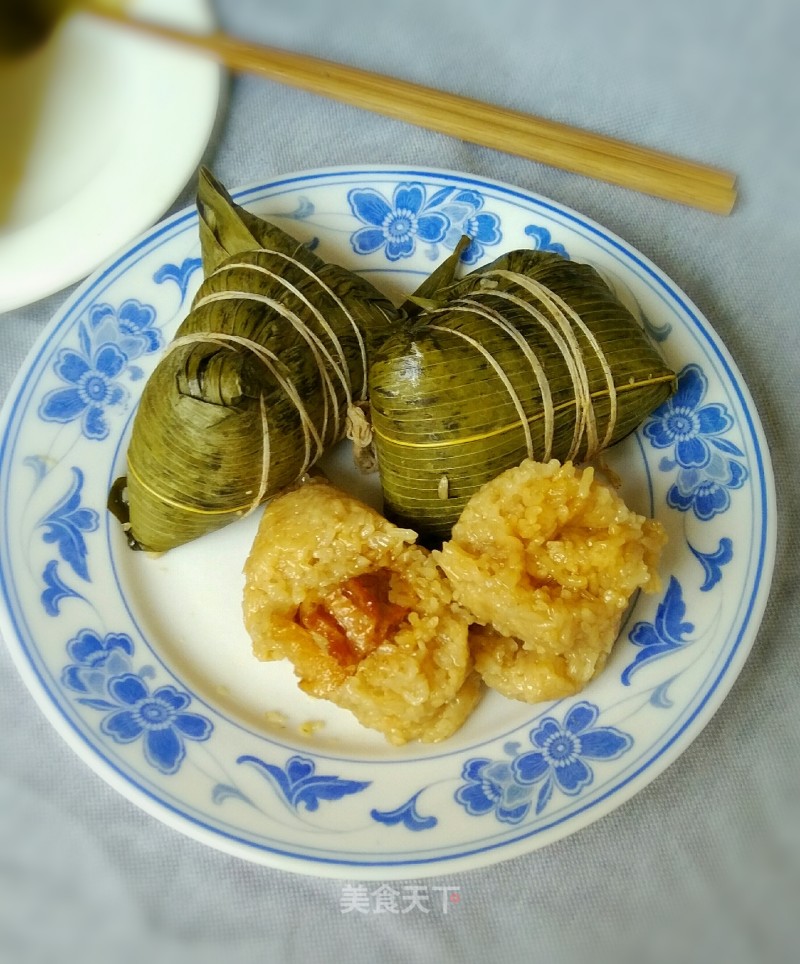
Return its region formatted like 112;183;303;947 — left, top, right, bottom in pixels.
428;323;534;459
212;247;370;400
162;331;319;517
481;269;618;455
193;286;343;443
462;269;619;461
431;298;555;460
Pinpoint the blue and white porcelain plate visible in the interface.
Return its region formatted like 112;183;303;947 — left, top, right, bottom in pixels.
0;167;776;878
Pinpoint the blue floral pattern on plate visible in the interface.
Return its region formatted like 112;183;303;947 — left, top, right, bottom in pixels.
236;754;370;812
621;577;695;686
153;258;203;303
644;363;748;520
41;560;86;616
88;300;163;365
61;629;135;695
371;792;438;831
347;181;501;264
98;675;212;775
524;223;569;258
456;702;633;822
38;299;163;439
690;537;734;591
38;328;128;440
37;467;99;581
0;167;775;878
60;629;213;775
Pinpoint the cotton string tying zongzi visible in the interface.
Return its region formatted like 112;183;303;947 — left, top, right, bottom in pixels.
110;171;399;552
369;249;676;542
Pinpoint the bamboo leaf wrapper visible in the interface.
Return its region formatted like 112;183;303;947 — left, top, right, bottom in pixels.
369;249;676;542
110;172;399;552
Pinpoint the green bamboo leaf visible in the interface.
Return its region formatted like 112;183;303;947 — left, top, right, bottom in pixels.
399;234;472;319
369;249;676;543
197;166;323;275
111;177;400;553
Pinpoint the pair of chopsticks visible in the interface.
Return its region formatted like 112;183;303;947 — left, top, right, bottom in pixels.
88;6;737;215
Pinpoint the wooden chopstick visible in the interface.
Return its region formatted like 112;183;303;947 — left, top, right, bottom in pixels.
86;6;737;214
245;48;737;213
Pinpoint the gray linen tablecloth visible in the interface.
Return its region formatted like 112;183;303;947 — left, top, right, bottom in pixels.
1;1;798;961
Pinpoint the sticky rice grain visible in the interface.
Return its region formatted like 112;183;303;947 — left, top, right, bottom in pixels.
243;479;481;744
438;459;666;703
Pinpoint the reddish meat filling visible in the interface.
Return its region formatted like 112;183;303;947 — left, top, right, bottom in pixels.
297;570;409;666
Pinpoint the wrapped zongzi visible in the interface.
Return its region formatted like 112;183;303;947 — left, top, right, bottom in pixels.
369;249;676;541
110;171;399;552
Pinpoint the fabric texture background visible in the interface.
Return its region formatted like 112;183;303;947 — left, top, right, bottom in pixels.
1;1;798;961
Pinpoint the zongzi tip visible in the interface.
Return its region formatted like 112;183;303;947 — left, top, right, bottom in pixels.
112;170;400;552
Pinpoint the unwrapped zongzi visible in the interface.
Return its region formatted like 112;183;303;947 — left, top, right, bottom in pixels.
437;458;666;702
242;477;482;745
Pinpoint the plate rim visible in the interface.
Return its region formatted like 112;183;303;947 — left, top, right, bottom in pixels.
0;164;778;878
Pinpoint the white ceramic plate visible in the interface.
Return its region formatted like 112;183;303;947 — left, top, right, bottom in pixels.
0;0;221;313
0;166;776;878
